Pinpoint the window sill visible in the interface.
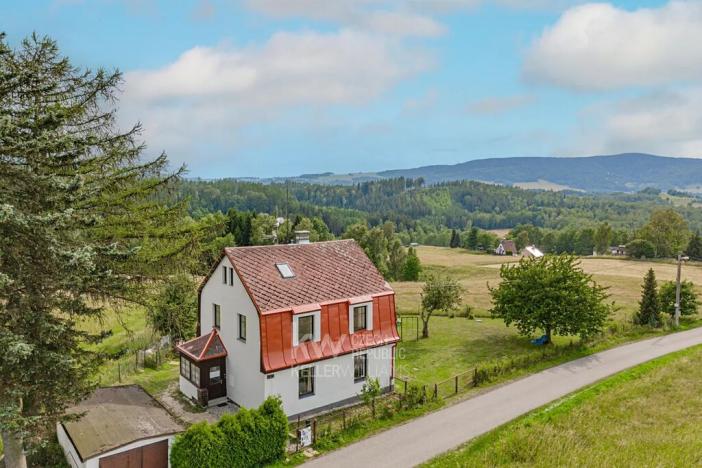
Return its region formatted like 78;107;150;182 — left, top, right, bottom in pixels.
298;392;315;399
354;377;366;383
238;337;247;343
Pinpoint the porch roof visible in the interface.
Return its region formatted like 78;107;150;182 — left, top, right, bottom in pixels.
176;328;228;362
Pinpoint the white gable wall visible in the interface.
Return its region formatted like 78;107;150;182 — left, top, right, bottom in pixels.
199;256;265;409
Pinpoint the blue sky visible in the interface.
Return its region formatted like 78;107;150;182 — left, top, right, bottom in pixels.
3;0;701;178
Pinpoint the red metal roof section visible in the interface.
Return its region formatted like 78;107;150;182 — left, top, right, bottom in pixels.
224;240;393;313
260;292;399;372
176;329;228;362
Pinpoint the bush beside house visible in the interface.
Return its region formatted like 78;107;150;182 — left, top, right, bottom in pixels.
170;397;288;468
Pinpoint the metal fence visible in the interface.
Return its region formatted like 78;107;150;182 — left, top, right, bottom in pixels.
398;315;420;341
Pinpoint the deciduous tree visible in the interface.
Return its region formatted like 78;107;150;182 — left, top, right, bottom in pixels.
640;209;690;258
149;274;198;343
420;275;463;338
659;280;698;318
490;255;611;343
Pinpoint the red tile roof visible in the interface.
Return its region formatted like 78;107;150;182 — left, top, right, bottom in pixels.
176;329;227;362
224;240;393;314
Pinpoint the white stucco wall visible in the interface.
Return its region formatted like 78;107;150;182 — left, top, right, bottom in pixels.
199;256;265;409
57;423;84;468
58;423;176;468
179;375;198;401
264;344;395;417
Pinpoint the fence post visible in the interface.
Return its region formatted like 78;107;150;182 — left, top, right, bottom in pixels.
118;362;121;383
312;419;317;445
135;350;138;371
404;379;408;396
416;317;419;341
296;416;300;452
400;318;403;341
454;375;458;394
473;368;478;387
433;383;438;400
342;409;346;430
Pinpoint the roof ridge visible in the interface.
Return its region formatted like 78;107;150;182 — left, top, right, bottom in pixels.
224;239;355;251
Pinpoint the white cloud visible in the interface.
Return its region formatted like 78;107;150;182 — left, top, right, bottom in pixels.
575;88;702;157
524;1;702;90
466;94;535;114
120;29;433;165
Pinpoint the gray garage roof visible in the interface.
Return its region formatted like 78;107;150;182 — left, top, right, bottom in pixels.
62;385;184;461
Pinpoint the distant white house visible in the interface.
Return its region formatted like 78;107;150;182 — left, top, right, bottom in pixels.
522;245;544;258
495;239;518;256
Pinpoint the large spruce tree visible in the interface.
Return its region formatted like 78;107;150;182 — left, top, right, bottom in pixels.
0;34;217;466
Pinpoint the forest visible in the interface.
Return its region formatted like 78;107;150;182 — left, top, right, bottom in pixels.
177;177;702;245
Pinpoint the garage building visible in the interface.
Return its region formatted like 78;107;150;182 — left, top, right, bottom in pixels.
57;385;184;468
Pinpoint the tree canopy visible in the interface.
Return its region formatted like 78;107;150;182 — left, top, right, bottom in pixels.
490;255;611;342
420;275;463;338
0;34;217;465
659;280;698;318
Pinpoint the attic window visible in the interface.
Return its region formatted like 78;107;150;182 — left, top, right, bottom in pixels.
276;263;295;279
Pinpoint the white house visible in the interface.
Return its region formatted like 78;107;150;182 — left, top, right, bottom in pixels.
522;245;544;258
176;239;400;418
57;385;183;468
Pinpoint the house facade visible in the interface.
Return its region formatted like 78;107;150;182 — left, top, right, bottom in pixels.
177;240;400;418
495;239;518;256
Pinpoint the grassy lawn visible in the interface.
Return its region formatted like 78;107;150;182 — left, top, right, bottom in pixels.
76;304;180;395
396;317;573;385
425;344;702;467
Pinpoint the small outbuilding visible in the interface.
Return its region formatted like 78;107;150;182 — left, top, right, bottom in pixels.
57;385;183;468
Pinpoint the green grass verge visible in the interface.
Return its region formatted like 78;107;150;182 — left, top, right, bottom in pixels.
424;344;702;467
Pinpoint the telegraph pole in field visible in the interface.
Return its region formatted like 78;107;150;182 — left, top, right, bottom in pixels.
674;254;690;327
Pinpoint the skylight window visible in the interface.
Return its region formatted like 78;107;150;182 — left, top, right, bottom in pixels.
276;263;295;279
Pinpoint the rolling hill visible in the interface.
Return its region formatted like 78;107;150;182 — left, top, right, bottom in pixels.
279;153;702;193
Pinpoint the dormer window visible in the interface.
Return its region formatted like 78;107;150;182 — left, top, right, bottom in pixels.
276;263;295;279
349;302;373;334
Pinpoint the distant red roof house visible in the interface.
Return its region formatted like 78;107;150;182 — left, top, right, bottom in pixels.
495;239;518;256
178;239;400;417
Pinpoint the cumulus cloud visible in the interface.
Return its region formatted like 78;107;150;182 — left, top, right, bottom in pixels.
466;94;536;114
524;1;702;90
574;88;702;157
119;29;433;164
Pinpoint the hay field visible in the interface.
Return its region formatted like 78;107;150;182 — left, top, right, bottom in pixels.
391;246;702;320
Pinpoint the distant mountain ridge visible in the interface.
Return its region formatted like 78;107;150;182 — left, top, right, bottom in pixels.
273;153;702;193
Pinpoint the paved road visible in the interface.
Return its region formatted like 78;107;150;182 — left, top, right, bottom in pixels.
305;327;702;468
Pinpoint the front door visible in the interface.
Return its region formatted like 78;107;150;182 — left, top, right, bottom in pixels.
207;361;226;400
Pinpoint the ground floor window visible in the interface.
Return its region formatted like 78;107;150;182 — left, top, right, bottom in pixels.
354;354;367;382
180;356;200;386
180;356;190;379
298;367;315;397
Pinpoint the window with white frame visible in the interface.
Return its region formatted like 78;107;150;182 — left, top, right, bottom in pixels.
353;305;368;332
354;354;367;382
349;302;372;334
298;315;314;343
298;367;314;397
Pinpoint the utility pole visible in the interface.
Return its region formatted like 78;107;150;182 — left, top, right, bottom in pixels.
674;254;690;327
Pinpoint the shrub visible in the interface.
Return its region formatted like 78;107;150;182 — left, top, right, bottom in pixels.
170;397;287;468
170;422;226;468
626;239;655;259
